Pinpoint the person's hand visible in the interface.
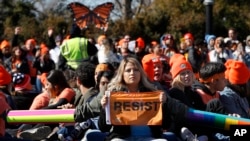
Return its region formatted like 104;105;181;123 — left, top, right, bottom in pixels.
15;27;21;35
101;94;108;108
48;28;53;37
159;92;167;103
35;49;41;58
57;103;75;109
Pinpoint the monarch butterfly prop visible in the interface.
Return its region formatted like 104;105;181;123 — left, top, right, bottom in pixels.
67;2;114;31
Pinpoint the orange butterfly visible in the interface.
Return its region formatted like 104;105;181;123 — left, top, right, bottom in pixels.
67;2;114;31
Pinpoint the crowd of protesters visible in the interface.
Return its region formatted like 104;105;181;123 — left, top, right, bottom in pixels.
0;24;250;141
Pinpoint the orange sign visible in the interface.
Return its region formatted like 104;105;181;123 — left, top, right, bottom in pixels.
105;91;163;125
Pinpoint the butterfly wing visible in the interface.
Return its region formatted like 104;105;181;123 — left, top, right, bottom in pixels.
67;2;91;29
92;2;114;29
67;2;114;30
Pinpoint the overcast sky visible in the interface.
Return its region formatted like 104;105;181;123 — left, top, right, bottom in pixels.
35;0;114;10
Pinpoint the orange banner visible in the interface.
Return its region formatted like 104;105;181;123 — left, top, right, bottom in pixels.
105;91;163;125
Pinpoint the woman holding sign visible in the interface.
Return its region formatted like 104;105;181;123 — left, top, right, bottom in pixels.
99;56;168;141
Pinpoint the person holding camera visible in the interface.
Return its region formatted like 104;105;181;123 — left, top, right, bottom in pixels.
208;37;233;63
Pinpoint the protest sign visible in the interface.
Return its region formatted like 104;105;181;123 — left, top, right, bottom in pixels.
105;91;163;125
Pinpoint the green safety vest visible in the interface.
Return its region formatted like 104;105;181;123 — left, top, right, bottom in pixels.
60;37;89;69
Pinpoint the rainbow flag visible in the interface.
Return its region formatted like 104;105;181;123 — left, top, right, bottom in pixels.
6;109;75;124
187;108;250;130
6;108;250;130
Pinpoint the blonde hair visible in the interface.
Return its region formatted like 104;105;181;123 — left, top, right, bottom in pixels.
171;72;195;92
108;57;156;91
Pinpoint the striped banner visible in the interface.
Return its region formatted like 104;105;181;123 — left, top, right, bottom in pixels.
6;109;75;124
6;108;250;130
187;108;250;130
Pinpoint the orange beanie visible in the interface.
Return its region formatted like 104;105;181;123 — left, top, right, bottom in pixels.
224;59;234;80
0;40;10;49
142;54;155;81
170;58;193;78
228;60;250;85
95;63;109;73
136;37;145;49
169;53;186;67
152;56;162;66
25;39;36;46
0;65;12;86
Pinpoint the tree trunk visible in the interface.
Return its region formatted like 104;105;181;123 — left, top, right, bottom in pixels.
122;0;132;21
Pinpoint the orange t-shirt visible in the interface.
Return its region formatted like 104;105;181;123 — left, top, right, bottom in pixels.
0;93;10;137
29;92;50;110
53;88;75;104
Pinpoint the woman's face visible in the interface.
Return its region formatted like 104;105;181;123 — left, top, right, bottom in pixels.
45;81;56;98
154;63;163;81
179;70;193;86
123;62;141;87
14;48;22;56
99;76;110;90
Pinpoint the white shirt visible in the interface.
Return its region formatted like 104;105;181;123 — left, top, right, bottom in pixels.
97;46;120;64
49;46;61;64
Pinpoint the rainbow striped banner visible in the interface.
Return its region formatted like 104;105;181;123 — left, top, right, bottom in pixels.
187;108;250;130
6;109;75;124
6;108;250;130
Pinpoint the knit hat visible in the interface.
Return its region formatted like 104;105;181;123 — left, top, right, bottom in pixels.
227;60;250;85
152;57;162;65
141;54;155;81
0;65;12;86
12;73;32;91
169;53;186;67
0;40;10;49
224;59;234;79
25;39;36;46
163;34;174;41
184;33;194;42
95;63;109;73
170;57;193;78
205;35;216;44
55;35;62;42
136;37;145;49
